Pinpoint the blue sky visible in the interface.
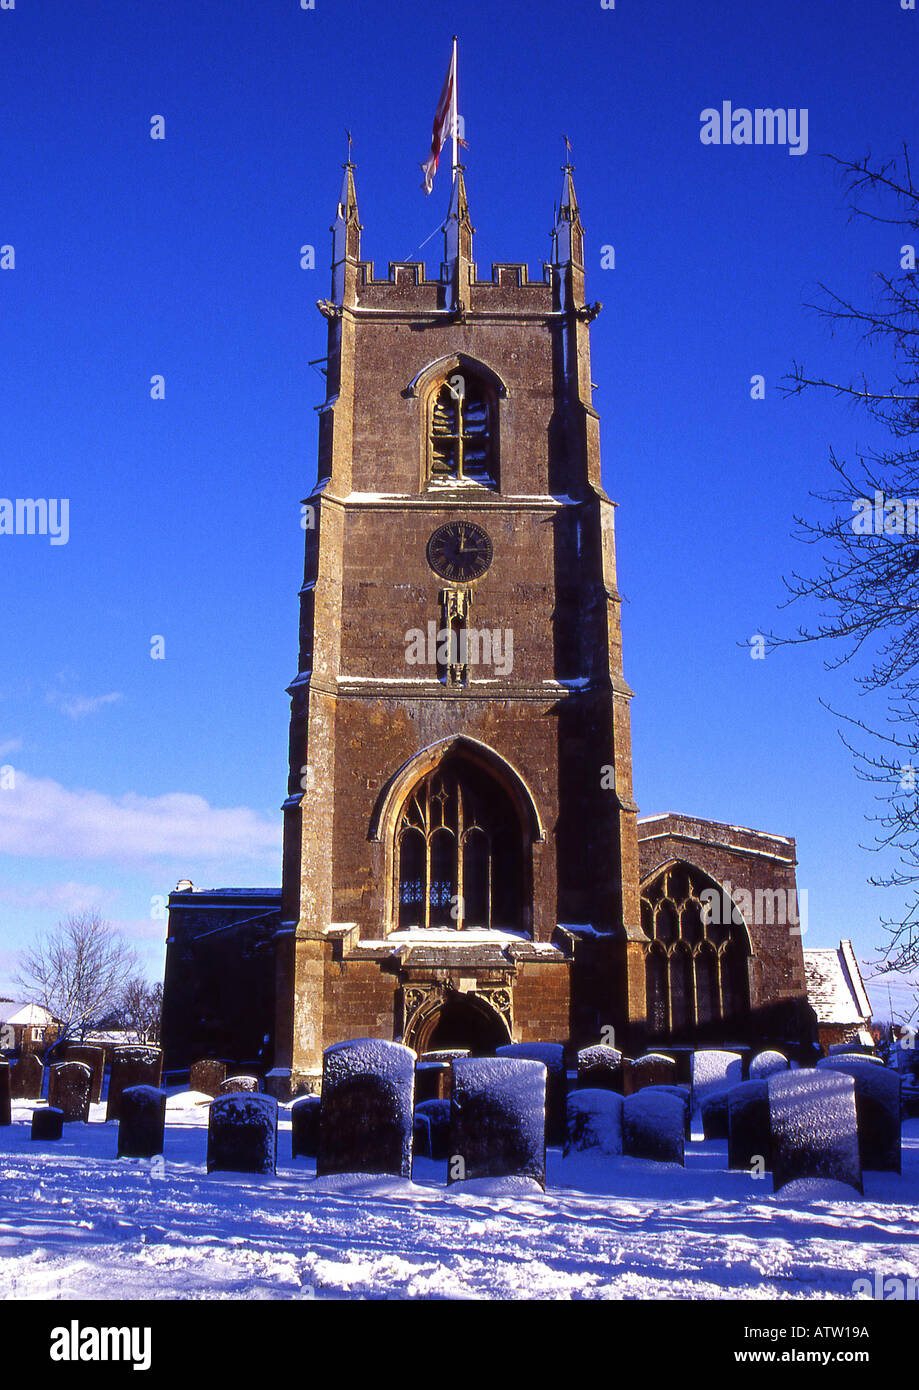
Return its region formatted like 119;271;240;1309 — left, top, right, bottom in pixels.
1;0;917;1020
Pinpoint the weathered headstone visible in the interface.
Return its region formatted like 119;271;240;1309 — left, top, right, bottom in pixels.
31;1107;64;1141
0;1061;10;1126
10;1052;43;1100
413;1098;451;1160
643;1083;691;1140
564;1089;623;1157
106;1046;163;1122
61;1045;105;1105
818;1057;901;1173
207;1093;278;1175
496;1042;566;1145
622;1090;685;1165
318;1038;415;1179
727;1080;771;1170
749;1050;788;1081
628;1053;678;1094
117;1085;166;1159
217;1074;260;1096
691;1050;743;1110
577;1044;623;1092
768;1070;863;1195
701;1088;731;1140
48;1061;92;1123
189;1059;227;1097
290;1094;321;1159
449;1056;546;1188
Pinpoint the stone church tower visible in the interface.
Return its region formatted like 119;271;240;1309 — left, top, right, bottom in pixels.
268;156;647;1095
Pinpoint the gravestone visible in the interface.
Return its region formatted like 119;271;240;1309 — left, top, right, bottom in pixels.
819;1057;901;1173
691;1050;743;1110
48;1061;92;1122
727;1080;771;1170
106;1046;163;1123
701;1088;731;1140
449;1056;546;1188
643;1084;691;1140
0;1062;10;1126
318;1038;415;1179
496;1043;566;1145
749;1050;788;1081
564;1089;623;1157
415;1062;452;1105
291;1094;321;1159
577;1045;623;1092
117;1085;166;1159
207;1093;278;1175
217;1075;260;1096
11;1053;43;1100
31;1107;64;1141
628;1053;678;1094
61;1045;105;1105
768;1070;863;1194
413;1098;451;1160
189;1059;227;1097
622;1090;685;1165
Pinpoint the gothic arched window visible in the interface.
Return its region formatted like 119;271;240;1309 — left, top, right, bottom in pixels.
427;369;498;488
640;862;751;1042
395;755;524;931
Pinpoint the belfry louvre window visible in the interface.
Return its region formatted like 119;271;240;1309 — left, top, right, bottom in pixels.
640;863;751;1040
429;376;496;486
395;756;523;930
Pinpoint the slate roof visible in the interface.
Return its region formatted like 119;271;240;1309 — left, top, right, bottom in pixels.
803;941;872;1026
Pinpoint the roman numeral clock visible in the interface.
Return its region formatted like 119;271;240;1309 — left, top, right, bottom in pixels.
426;520;493;583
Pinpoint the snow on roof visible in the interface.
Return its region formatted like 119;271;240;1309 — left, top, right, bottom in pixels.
0;1000;53;1026
803;942;872;1026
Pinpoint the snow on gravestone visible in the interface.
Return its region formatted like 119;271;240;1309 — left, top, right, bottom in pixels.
48;1061;92;1122
628;1053;678;1094
449;1056;547;1188
413;1098;451;1160
189;1059;226;1098
290;1094;321;1159
691;1050;743;1110
749;1050;788;1081
0;1062;11;1126
622;1090;685;1165
31;1107;63;1142
207;1093;278;1175
817;1057;901;1173
701;1088;732;1140
105;1046;163;1123
10;1052;43;1100
317;1038;415;1179
642;1084;691;1139
727;1080;771;1170
497;1043;566;1145
768;1070;863;1195
61;1044;105;1105
564;1089;623;1157
218;1075;260;1096
117;1085;166;1159
577;1044;623;1092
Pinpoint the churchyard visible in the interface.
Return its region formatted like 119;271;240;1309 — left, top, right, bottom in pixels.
1;1039;918;1300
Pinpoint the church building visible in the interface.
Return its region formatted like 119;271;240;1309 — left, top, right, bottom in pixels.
162;151;816;1094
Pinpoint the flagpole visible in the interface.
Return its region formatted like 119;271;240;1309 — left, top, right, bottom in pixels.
451;35;458;182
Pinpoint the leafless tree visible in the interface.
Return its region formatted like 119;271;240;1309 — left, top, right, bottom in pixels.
771;146;919;1013
114;977;163;1044
16;911;139;1044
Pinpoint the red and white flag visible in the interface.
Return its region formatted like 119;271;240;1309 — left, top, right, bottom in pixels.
420;45;455;194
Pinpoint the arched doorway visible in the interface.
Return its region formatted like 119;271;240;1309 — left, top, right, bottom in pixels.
394;750;528;931
406;991;511;1057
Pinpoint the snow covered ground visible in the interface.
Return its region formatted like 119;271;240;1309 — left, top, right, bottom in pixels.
1;1092;918;1300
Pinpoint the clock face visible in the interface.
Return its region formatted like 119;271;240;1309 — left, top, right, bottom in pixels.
426;521;493;583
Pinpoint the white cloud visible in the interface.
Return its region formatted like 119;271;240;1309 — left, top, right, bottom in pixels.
0;880;115;913
0;773;281;865
46;690;123;720
0;738;22;759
